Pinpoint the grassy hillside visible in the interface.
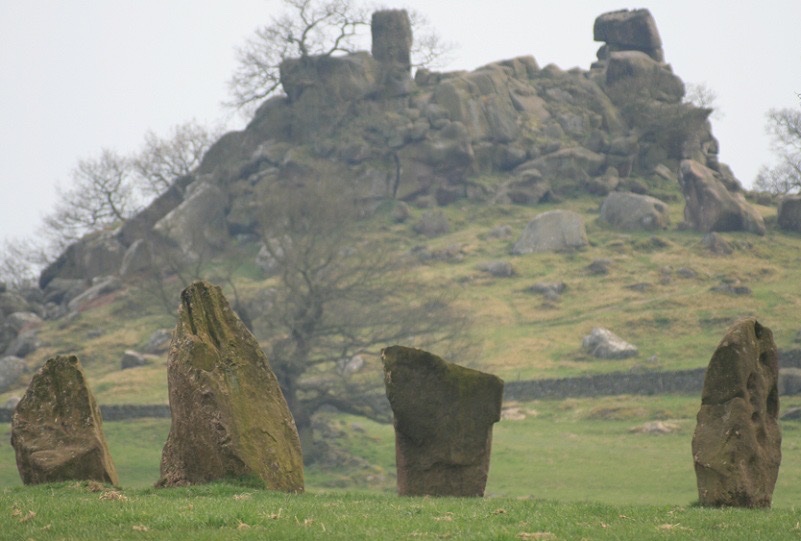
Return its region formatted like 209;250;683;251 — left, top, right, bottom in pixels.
3;192;799;408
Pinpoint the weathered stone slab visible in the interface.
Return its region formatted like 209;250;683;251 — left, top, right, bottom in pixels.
157;280;304;492
381;345;503;497
692;317;781;508
11;355;119;485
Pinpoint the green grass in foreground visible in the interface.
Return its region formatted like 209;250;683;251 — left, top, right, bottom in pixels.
2;482;800;541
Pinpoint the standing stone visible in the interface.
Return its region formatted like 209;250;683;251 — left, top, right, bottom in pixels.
381;345;503;497
157;280;303;492
691;318;781;508
512;210;589;254
11;355;119;485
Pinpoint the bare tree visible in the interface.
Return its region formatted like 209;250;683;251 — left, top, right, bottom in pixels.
43;148;139;247
755;107;801;195
227;0;453;110
255;177;471;458
133;120;218;199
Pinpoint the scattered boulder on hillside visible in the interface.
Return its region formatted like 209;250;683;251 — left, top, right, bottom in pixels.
413;209;451;237
586;258;612;275
525;282;567;301
692;317;781;508
512;210;588;254
381;345;503;497
582;327;638;359
599;191;670;231
679;160;766;235
779;368;801;395
120;350;149;370
778;195;801;232
0;355;26;393
701;232;733;255
476;260;515;278
10;355;119;485
157;280;304;492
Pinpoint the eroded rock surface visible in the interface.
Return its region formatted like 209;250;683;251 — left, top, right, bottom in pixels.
157;280;304;491
11;355;118;485
692;317;781;508
381;345;503;497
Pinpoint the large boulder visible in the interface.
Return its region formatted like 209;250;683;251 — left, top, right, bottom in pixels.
153;180;228;259
381;345;503;497
157;280;304;492
38;231;125;289
600;191;670;231
593;8;663;61
0;355;26;393
512;210;589;254
778;195;801;232
679;159;766;235
10;355;119;485
692;318;781;508
582;327;638;359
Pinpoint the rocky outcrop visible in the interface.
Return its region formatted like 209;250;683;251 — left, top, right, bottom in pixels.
157;281;304;492
582;327;638;359
11;355;119;485
38;8;748;297
381;345;503;497
0;355;26;392
692;318;781;508
512;210;588;254
679;160;766;235
599;191;670;231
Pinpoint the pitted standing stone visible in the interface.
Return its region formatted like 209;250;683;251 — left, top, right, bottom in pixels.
11;355;119;485
157;280;304;491
692;317;781;508
381;345;503;497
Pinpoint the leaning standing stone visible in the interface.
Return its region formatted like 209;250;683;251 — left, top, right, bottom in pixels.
381;345;503;497
157;281;304;492
691;317;781;508
11;355;119;485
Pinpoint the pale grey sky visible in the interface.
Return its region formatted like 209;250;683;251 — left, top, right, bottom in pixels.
2;1;799;246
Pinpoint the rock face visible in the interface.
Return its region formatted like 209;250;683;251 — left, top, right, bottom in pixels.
10;355;119;485
582;327;638;359
512;210;588;254
599;191;670;231
692;318;781;508
381;345;503;497
0;355;26;393
157;280;304;492
679;160;766;235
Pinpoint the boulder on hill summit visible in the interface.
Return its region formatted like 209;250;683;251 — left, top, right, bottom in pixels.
157;280;304;492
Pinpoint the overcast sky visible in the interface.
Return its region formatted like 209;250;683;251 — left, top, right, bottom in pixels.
2;0;799;247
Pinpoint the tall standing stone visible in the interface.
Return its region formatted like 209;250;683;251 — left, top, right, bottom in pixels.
157;281;304;491
381;345;503;497
692;317;781;508
11;355;119;485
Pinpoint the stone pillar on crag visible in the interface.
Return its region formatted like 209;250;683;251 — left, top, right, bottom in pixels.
692;317;781;508
381;345;503;497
